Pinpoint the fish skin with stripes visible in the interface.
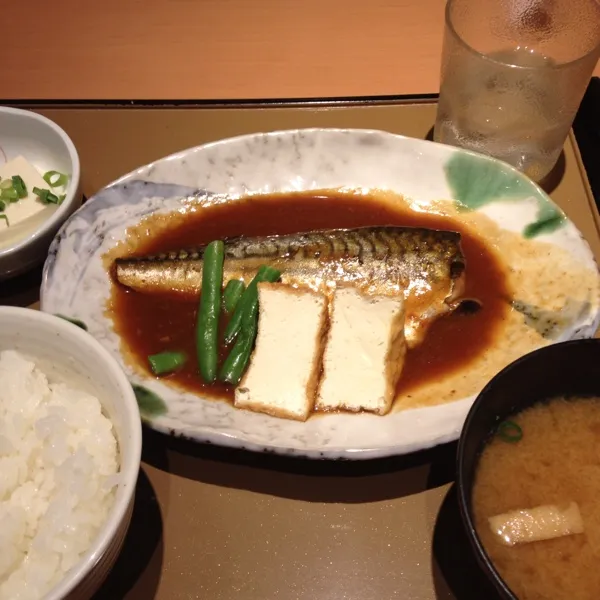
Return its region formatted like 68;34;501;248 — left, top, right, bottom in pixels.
114;226;466;347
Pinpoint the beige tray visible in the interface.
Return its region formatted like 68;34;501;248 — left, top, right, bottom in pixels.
2;101;599;600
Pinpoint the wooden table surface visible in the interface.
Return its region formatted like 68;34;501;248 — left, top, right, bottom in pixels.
7;0;600;101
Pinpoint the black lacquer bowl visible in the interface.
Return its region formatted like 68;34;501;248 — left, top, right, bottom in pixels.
456;338;600;599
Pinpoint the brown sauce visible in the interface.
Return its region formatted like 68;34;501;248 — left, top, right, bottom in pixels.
110;191;510;405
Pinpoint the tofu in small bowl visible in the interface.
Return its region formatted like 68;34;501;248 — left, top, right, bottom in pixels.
0;106;81;279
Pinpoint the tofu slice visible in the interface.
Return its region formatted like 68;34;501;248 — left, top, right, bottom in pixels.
234;283;328;421
316;287;406;415
0;156;50;232
488;502;584;546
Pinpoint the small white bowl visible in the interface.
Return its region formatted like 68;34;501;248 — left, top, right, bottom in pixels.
0;306;142;600
0;107;81;279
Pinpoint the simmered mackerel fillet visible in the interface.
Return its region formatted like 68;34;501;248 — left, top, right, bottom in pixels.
114;226;466;347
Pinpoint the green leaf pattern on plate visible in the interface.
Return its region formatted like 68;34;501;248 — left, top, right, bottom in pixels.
523;207;566;239
54;314;88;331
132;384;168;419
444;153;567;238
511;298;592;339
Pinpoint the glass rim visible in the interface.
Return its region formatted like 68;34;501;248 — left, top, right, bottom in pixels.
444;0;600;71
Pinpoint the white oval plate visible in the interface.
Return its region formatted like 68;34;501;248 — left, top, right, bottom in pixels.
40;129;600;459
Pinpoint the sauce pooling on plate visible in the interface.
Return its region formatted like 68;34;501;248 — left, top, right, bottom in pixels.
109;191;509;407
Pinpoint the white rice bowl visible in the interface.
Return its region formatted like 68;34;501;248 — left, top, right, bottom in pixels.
0;350;119;600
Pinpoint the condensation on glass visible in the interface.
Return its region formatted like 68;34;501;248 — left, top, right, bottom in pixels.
434;0;600;182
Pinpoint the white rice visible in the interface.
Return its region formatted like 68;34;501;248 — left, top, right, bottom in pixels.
0;350;120;600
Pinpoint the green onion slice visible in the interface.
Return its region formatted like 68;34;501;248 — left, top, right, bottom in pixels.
32;186;48;200
33;187;60;204
11;175;27;199
43;170;68;187
497;420;523;443
0;188;18;201
0;214;8;226
0;179;13;190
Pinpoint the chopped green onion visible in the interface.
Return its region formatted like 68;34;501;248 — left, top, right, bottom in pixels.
32;186;48;200
0;200;5;211
11;175;27;199
0;214;8;226
0;179;13;190
58;194;66;204
0;188;18;201
497;420;523;443
43;170;68;187
33;187;60;204
148;351;188;376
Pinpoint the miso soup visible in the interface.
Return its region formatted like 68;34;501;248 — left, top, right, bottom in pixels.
473;397;600;600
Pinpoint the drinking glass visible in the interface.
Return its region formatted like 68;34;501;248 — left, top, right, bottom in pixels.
434;0;600;182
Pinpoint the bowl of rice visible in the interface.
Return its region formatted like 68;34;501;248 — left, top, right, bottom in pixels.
0;306;142;600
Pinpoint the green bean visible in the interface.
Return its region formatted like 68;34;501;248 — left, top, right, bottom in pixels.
148;351;188;376
196;240;225;383
222;279;246;314
223;265;281;345
219;292;259;385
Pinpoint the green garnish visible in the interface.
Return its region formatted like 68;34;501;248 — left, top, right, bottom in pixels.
219;286;260;385
219;265;281;385
497;420;523;443
11;175;27;199
32;186;47;199
0;188;18;201
0;192;7;223
196;240;225;383
33;187;60;204
0;169;67;225
43;170;68;187
222;279;246;314
148;351;188;376
223;265;281;345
